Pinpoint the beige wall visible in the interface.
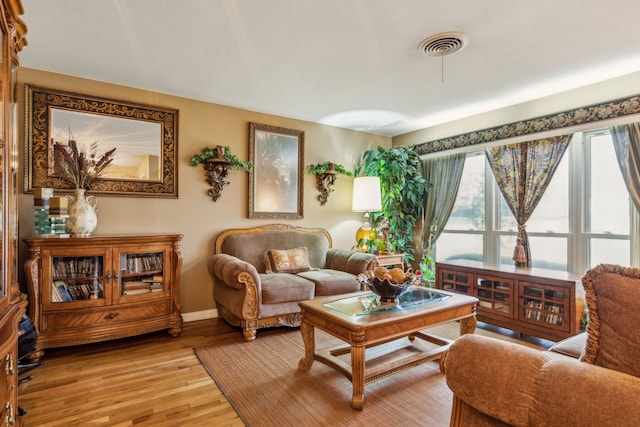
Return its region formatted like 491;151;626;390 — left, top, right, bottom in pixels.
17;68;391;316
394;70;640;148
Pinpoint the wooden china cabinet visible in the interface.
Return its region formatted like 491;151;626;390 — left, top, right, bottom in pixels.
0;0;27;425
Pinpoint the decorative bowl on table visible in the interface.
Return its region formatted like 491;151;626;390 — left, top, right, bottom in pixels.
358;267;420;303
367;277;415;303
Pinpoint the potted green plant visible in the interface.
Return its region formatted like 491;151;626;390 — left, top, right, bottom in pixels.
417;223;437;287
306;161;352;205
355;145;431;263
189;145;252;201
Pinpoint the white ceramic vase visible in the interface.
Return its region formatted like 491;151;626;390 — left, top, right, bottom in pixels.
67;189;98;237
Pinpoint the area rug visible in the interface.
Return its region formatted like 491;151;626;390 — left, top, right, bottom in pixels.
194;323;540;427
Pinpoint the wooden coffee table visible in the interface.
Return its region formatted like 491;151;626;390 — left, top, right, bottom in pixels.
298;288;478;409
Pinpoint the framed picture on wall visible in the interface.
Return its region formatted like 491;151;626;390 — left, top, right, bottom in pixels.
248;122;304;219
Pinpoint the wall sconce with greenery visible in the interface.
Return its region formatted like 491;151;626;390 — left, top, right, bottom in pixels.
306;161;352;205
190;145;252;202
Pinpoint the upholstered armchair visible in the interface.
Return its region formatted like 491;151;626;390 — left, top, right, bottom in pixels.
444;264;640;426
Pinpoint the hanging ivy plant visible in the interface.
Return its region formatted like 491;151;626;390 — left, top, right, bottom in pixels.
355;145;431;262
306;161;352;176
189;145;252;172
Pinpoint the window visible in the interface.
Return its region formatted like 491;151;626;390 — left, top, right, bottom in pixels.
583;132;631;268
437;129;636;273
436;153;485;262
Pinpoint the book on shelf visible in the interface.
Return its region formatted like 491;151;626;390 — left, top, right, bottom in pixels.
142;274;164;283
51;283;62;302
122;280;153;295
122;288;152;296
54;280;73;302
122;253;164;274
149;282;163;292
53;256;102;278
123;281;151;290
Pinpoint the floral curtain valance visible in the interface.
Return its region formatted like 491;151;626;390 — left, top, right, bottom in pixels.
485;134;572;267
415;94;640;156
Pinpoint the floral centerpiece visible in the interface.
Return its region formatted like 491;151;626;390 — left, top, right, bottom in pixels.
54;140;117;189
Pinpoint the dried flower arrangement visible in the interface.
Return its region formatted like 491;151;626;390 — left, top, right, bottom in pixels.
53;140;117;189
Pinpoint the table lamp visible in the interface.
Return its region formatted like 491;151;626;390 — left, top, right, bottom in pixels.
352;176;382;250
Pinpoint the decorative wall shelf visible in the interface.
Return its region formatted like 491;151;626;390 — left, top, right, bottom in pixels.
190;145;252;202
204;158;231;202
307;162;352;206
314;169;337;205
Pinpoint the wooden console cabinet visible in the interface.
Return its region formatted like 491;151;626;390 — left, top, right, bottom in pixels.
24;234;183;361
436;260;584;341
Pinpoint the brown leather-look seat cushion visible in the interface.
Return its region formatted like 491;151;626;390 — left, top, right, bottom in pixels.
259;273;315;304
297;269;360;296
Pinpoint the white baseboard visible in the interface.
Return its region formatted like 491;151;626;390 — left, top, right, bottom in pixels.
182;309;218;323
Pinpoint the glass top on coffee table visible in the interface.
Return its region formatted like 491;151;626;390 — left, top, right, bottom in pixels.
323;287;451;316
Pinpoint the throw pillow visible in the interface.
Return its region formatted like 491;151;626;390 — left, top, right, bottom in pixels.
264;247;311;274
580;264;640;378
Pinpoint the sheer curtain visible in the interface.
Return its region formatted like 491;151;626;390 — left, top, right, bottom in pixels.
485;135;571;267
610;122;640;213
421;153;466;253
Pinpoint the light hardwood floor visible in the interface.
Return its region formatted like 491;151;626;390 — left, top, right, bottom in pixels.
17;318;552;426
18;318;246;426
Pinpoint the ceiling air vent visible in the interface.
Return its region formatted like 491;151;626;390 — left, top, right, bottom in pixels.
417;32;468;57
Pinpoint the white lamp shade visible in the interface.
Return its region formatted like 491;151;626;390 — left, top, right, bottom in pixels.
352;176;382;212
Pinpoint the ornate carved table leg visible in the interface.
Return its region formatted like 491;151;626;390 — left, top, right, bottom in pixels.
440;312;477;374
350;330;366;409
460;313;477;335
298;319;315;371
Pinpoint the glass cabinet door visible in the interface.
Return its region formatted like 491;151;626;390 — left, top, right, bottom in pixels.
520;282;567;328
48;255;106;305
439;269;471;294
115;245;168;301
474;275;513;316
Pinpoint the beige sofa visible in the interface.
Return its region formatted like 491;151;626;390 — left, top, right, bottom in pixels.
208;224;378;340
444;264;640;426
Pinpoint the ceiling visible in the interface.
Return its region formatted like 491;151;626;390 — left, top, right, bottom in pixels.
20;0;640;137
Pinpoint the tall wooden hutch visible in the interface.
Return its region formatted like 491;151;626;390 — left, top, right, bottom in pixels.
0;0;26;425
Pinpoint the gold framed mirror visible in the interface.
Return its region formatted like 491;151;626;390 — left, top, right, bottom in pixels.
24;85;179;198
248;122;304;219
